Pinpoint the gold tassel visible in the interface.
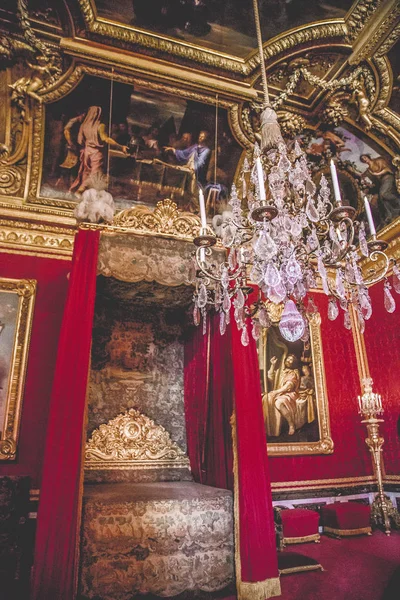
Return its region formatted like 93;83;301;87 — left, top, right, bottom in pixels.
231;412;282;600
260;106;284;152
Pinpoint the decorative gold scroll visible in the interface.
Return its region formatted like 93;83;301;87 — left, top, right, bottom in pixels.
112;199;201;240
85;408;190;471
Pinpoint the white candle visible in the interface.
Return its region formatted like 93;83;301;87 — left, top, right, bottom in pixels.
363;196;376;236
199;188;207;229
256;157;266;202
330;160;342;205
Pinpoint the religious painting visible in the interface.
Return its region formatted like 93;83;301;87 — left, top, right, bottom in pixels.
0;278;36;461
93;0;353;58
258;310;333;455
40;75;241;218
302;126;400;233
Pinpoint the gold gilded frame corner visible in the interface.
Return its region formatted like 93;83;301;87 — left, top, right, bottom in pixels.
0;277;36;460
264;311;333;456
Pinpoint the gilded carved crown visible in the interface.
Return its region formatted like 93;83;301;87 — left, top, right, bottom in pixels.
85;408;190;471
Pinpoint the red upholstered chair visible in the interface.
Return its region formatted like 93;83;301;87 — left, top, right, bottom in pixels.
321;502;372;538
277;508;320;546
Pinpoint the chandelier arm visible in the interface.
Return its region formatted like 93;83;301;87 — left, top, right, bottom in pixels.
322;218;355;266
195;247;243;283
363;251;391;287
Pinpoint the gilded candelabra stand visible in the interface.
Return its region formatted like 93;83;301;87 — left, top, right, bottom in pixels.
358;378;397;536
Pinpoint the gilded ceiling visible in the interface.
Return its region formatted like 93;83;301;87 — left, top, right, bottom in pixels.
0;0;399;261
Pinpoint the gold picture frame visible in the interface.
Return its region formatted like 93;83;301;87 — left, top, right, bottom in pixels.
259;310;333;456
0;277;36;460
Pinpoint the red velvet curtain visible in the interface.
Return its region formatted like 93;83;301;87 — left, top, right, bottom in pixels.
231;318;280;599
184;313;234;489
31;229;100;600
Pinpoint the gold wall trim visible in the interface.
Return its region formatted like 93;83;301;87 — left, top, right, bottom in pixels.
59;39;257;101
271;475;375;491
0;277;36;460
0;219;75;259
383;475;400;482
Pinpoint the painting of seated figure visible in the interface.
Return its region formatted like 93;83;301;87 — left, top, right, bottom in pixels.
303;125;400;233
258;309;333;455
40;74;241;221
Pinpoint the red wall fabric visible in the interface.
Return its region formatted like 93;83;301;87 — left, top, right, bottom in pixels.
363;281;400;476
268;294;372;484
0;252;71;487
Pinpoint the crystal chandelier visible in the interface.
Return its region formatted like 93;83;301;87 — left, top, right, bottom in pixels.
191;0;398;345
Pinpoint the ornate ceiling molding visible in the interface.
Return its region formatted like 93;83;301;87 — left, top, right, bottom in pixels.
348;0;400;64
345;0;382;42
0;217;74;259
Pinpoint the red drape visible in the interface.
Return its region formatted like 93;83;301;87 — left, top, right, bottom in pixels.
231;317;280;598
31;229;100;600
184;313;234;489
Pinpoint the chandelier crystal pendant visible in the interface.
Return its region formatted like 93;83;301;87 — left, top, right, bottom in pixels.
191;0;397;345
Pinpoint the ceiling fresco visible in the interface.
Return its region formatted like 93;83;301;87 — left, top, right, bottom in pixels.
94;0;353;58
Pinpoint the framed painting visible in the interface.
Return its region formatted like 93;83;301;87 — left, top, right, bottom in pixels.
38;74;242;219
302;125;400;233
0;278;36;460
258;309;333;456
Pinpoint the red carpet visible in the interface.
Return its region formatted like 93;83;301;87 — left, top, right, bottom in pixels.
278;530;400;600
218;530;400;600
130;531;400;599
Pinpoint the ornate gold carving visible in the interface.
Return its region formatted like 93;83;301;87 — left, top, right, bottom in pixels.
0;277;36;460
246;23;346;76
346;0;381;42
376;22;400;56
85;408;190;471
0;166;23;195
112;200;201;239
0;218;74;259
373;55;394;112
321;95;350;126
348;2;400;63
1;0;63;121
277;111;308;138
